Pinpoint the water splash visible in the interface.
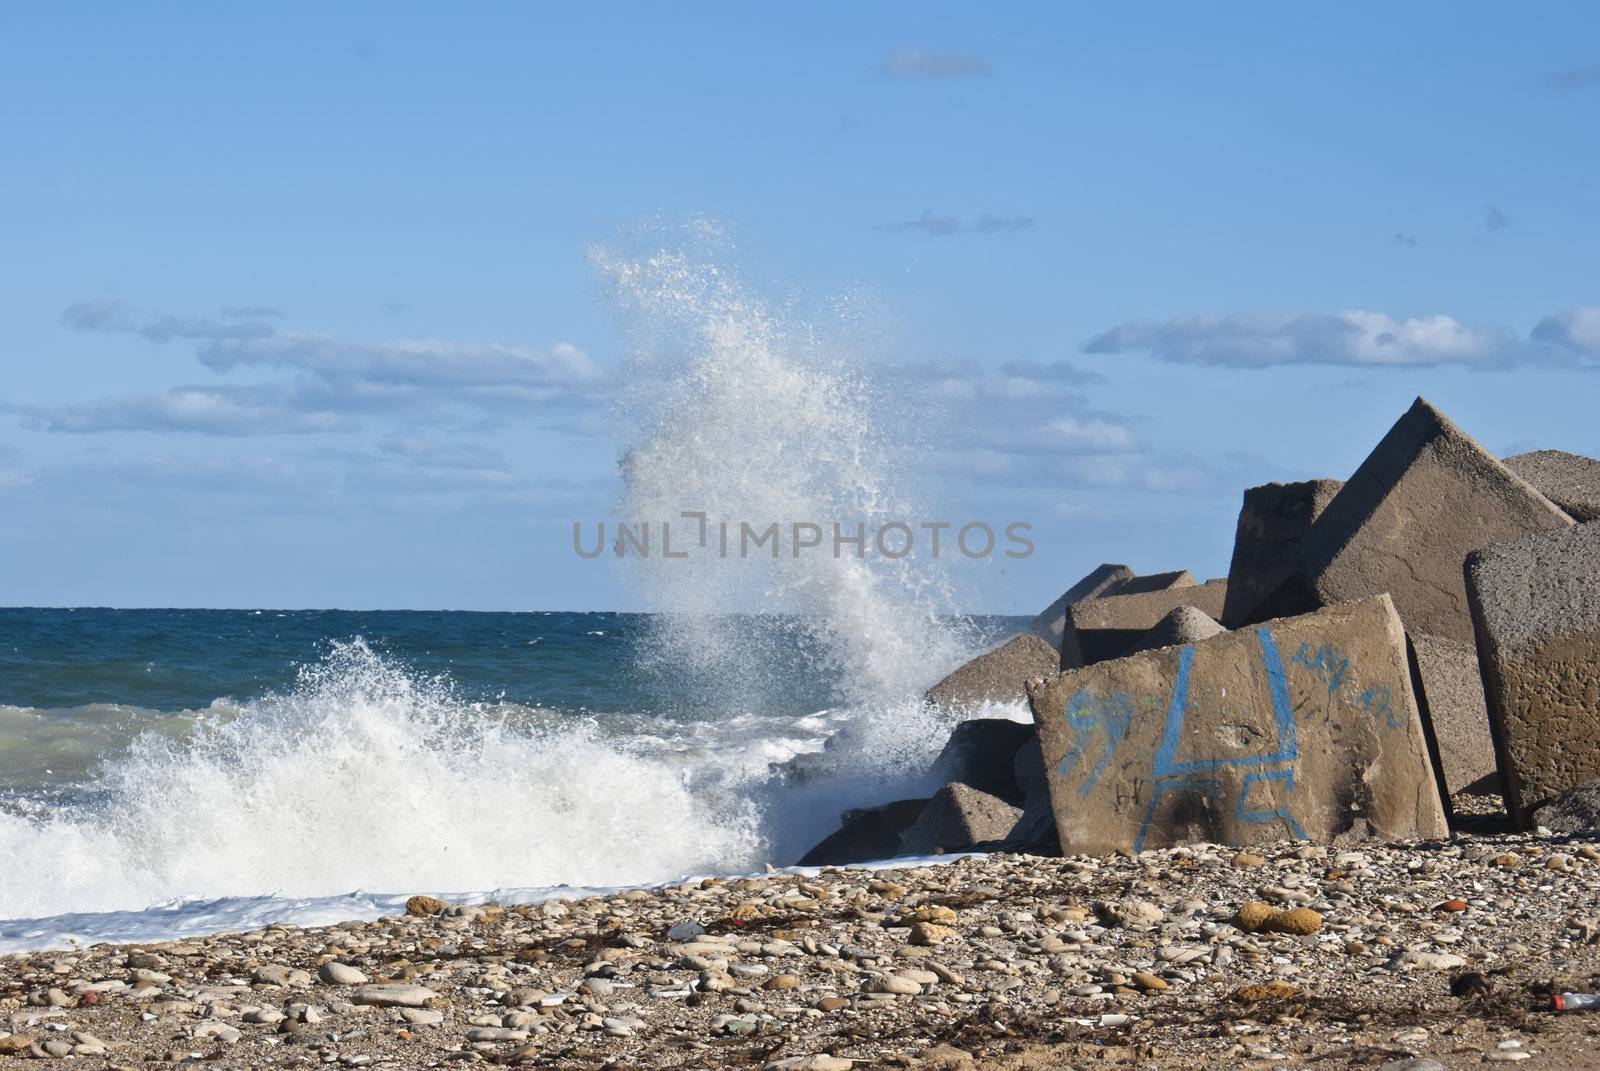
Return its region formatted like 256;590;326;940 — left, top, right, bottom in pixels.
0;639;762;921
590;222;975;708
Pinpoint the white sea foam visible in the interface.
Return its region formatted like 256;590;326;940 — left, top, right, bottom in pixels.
0;640;764;928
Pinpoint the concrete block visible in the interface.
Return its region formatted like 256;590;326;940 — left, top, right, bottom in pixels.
1222;480;1343;627
1466;521;1600;825
1028;594;1447;855
898;782;1022;856
1293;397;1572;644
1127;606;1226;656
1408;634;1496;797
1505;449;1600;522
1060;579;1228;669
927;717;1035;804
925;634;1058;710
1030;564;1134;645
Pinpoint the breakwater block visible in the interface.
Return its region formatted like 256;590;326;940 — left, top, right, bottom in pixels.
1467;521;1600;826
1284;397;1572;644
1222;479;1343;627
1060;579;1227;669
1028;594;1447;855
925;634;1058;711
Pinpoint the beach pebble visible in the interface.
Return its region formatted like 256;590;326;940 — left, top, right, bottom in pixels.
352;984;438;1008
317;961;369;985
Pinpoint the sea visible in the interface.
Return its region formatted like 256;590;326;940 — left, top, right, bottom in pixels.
0;607;1026;952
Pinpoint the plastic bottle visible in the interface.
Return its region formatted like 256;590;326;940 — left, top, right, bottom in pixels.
1552;993;1600;1011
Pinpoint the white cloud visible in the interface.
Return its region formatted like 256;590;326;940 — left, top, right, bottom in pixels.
1084;310;1518;368
1532;305;1600;358
22;388;350;436
27;299;603;435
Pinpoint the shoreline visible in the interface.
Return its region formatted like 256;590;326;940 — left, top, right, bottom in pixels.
4;825;1599;1069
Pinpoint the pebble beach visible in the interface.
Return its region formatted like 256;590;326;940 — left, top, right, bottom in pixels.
6;800;1600;1070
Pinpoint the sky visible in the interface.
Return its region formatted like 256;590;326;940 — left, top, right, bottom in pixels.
2;2;1598;614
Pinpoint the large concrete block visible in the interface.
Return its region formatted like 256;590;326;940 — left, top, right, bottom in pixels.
1292;398;1572;644
1005;735;1057;852
898;782;1022;856
1028;595;1447;855
1108;570;1194;596
927;717;1035;804
1031;564;1133;645
1127;606;1226;656
1060;579;1228;669
1222;480;1343;628
1465;521;1600;826
1505;450;1600;523
1408;634;1496;797
925;634;1058;710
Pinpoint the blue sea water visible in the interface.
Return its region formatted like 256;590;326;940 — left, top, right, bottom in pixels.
0;606;1024;950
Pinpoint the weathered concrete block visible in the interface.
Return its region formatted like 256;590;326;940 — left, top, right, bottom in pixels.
1031;564;1134;644
1222;480;1343;628
1293;398;1572;644
1060;579;1228;669
1505;449;1600;522
898;782;1022;856
1408;634;1496;797
1127;605;1226;656
928;717;1035;804
1530;779;1600;835
797;798;927;866
1005;735;1058;852
1107;569;1195;596
1465;521;1600;826
925;634;1058;710
1028;595;1447;855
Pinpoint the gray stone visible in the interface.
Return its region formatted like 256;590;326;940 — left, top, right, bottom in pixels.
898;782;1022;856
316;961;369;986
1505;449;1600;522
1466;521;1600;825
925;634;1058;710
1028;594;1447;855
1222;480;1343;627
1408;633;1496;797
1126;606;1226;655
1060;579;1228;669
1030;563;1134;645
667;921;706;942
351;984;438;1008
928;717;1035;803
1530;779;1600;834
1288;398;1572;644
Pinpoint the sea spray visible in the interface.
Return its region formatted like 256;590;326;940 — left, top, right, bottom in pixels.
0;639;762;921
590;224;991;857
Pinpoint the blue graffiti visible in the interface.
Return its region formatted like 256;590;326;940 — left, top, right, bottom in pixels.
1290;642;1348;695
1129;626;1308;852
1055;689;1133;797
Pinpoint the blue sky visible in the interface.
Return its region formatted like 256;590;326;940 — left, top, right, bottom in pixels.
2;3;1598;613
